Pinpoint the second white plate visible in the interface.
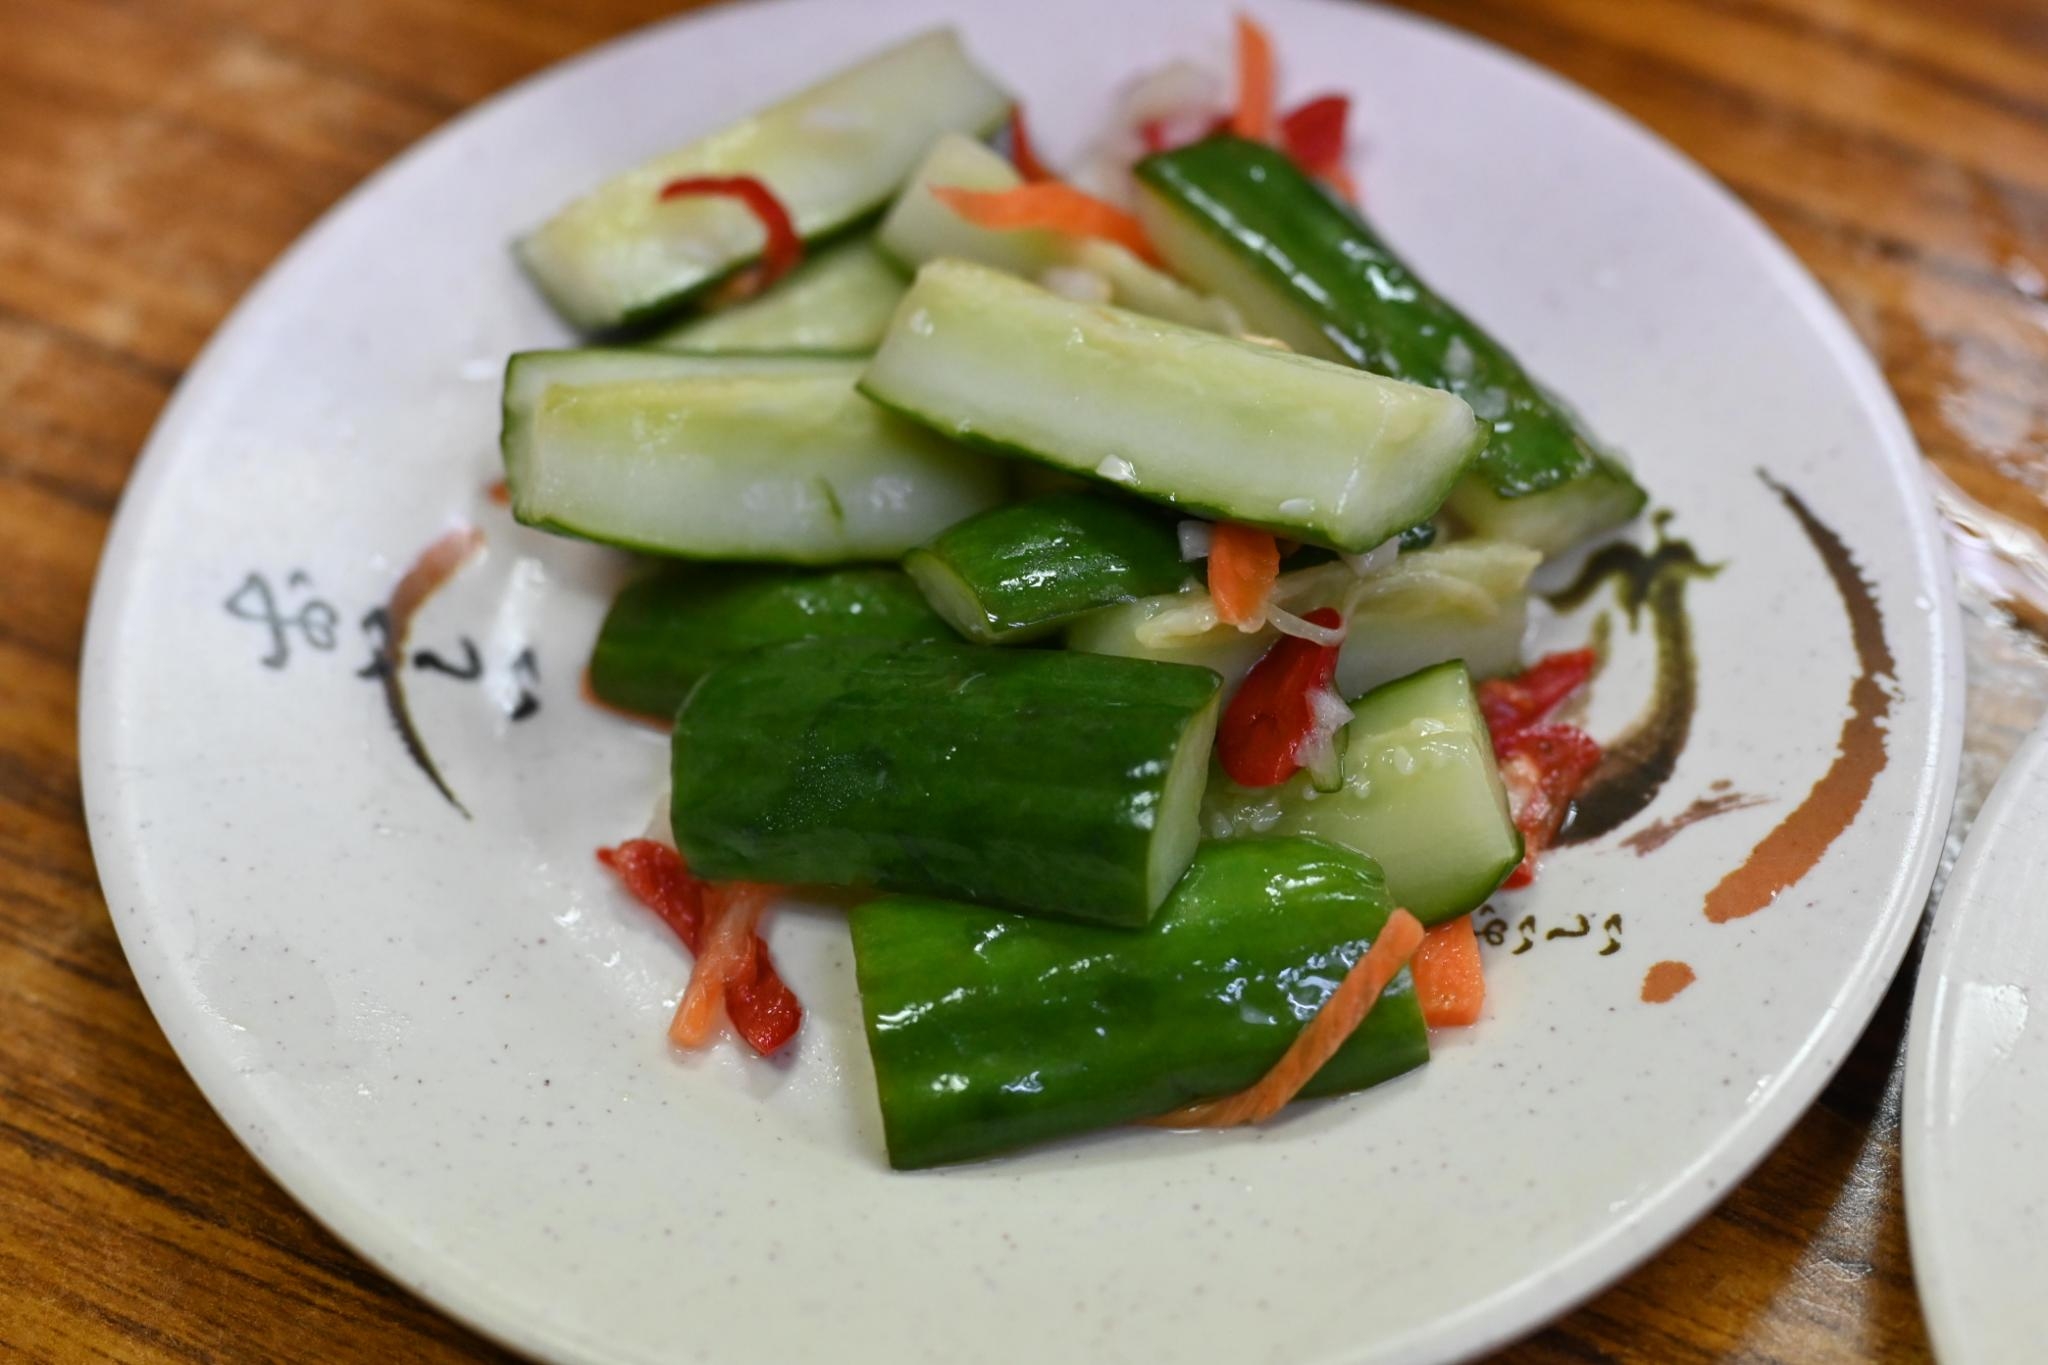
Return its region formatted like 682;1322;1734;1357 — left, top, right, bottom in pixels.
1906;719;2048;1364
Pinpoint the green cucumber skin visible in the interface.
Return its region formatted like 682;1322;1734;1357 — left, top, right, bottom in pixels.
588;565;951;721
1134;139;1645;550
851;837;1430;1169
671;639;1222;927
1207;661;1522;923
903;492;1189;643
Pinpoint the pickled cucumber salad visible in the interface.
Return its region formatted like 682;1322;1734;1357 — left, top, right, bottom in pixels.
507;17;1644;1169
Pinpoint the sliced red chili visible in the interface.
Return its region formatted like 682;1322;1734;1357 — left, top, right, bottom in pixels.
1007;106;1055;182
1496;722;1603;888
597;840;704;949
656;175;803;293
1216;607;1344;788
596;840;803;1056
1279;94;1349;173
1478;648;1597;756
724;937;804;1056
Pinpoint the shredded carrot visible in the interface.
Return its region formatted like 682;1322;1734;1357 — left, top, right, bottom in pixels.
1007;106;1055;181
670;882;772;1048
1414;915;1486;1028
1149;908;1426;1128
1229;14;1277;142
929;183;1160;265
1207;522;1281;628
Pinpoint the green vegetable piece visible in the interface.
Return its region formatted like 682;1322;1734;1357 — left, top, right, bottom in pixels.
860;260;1485;553
851;837;1430;1169
878;134;1243;333
903;492;1189;643
671;639;1222;927
644;237;907;354
1206;662;1522;923
1134;138;1646;555
516;29;1010;332
501;358;1008;564
588;565;951;721
1067;540;1540;700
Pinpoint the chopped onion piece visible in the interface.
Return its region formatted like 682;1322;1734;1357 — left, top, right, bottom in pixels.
1177;520;1213;561
1267;603;1347;646
1073;59;1226;204
1134;598;1221;647
1339;536;1401;577
643;789;676;848
1038;265;1114;304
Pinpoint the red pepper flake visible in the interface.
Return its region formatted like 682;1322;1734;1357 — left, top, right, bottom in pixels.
597;840;704;949
596;840;803;1056
1478;648;1597;757
1480;652;1604;887
1496;724;1604;888
1007;106;1055;181
1216;606;1343;788
485;478;510;506
1278;94;1348;172
656;175;803;295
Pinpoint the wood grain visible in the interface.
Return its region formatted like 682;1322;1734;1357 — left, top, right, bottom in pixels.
4;0;2044;1359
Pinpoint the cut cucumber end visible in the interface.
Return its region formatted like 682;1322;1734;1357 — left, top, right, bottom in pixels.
1447;465;1649;557
645;236;907;354
1144;692;1222;915
1206;661;1521;923
902;547;1038;643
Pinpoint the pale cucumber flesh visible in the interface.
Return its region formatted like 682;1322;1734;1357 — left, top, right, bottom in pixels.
860;260;1485;552
507;365;1007;563
646;237;906;353
878;135;1242;332
516;29;1009;331
1205;661;1522;923
1064;540;1541;698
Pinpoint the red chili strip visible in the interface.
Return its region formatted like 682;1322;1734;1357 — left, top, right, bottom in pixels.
657;175;803;293
1216;606;1343;788
1279;94;1348;172
1496;723;1604;888
1478;648;1597;756
1007;106;1055;181
596;840;803;1055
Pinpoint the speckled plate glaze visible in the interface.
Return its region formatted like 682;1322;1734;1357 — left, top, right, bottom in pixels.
80;2;1961;1361
1905;720;2048;1364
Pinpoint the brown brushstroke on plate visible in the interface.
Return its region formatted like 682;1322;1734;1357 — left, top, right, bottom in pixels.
1702;475;1895;924
1620;790;1768;856
1549;515;1719;845
374;525;485;817
1641;960;1696;1004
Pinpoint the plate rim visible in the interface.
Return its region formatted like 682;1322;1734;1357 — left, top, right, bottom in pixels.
77;2;1966;1361
1902;720;2048;1364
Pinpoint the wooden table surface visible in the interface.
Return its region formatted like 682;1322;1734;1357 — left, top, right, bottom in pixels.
6;0;2047;1359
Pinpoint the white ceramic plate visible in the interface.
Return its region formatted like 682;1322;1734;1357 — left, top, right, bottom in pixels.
1904;720;2048;1363
80;2;1961;1361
